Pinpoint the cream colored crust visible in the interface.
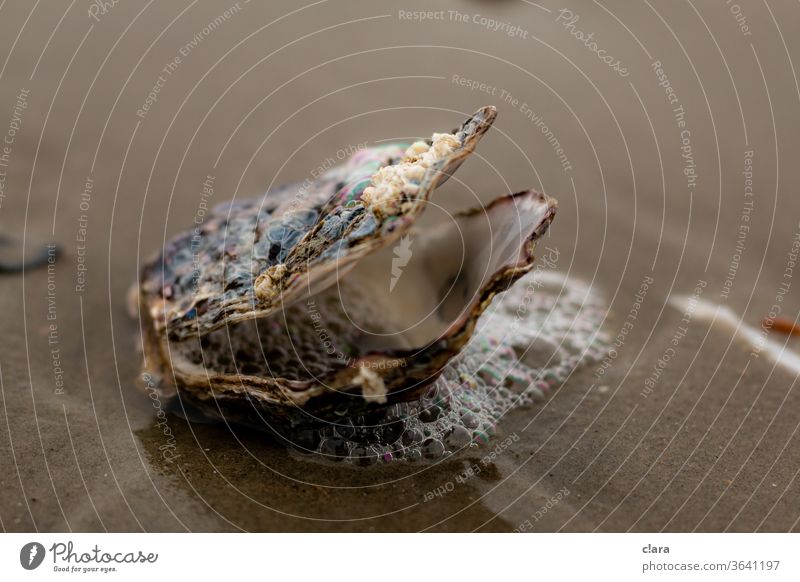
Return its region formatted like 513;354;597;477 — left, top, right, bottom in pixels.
361;132;460;218
352;366;388;404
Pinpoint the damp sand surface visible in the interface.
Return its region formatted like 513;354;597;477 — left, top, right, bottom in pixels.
1;0;800;531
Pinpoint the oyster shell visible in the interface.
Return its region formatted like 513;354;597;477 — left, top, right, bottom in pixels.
135;107;558;431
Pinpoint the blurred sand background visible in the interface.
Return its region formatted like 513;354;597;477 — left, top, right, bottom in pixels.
1;0;799;531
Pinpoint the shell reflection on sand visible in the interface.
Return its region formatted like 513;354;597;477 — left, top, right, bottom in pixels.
294;270;610;465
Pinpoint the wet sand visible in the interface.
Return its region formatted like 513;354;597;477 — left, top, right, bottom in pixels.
1;0;799;531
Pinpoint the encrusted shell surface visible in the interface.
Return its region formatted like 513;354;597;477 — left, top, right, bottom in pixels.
140;107;498;342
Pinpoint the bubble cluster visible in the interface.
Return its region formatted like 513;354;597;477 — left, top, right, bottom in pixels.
290;270;610;465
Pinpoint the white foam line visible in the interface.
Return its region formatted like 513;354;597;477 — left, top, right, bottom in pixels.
669;295;800;375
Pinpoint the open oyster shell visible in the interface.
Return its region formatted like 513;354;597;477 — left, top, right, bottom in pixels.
135;107;557;429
